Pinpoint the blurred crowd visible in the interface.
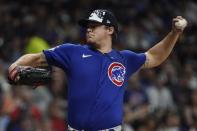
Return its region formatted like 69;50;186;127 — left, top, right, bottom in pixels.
0;0;197;131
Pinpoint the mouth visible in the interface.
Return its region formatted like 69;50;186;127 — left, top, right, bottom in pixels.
86;35;94;43
86;33;94;39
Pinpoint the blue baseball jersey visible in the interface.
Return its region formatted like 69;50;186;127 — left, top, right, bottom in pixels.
43;43;146;130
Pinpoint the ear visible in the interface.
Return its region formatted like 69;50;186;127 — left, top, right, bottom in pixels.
107;27;115;35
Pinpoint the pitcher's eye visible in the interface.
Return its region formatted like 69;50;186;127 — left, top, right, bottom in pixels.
87;23;102;28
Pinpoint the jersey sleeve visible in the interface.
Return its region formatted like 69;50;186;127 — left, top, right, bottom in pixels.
121;50;146;76
43;43;75;71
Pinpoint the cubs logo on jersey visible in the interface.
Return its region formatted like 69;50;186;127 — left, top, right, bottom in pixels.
108;62;126;87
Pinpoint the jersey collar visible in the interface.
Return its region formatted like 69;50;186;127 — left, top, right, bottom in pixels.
86;44;122;60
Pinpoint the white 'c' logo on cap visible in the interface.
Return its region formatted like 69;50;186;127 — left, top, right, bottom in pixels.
89;10;106;22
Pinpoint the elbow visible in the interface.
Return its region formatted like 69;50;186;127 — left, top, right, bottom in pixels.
145;52;167;68
153;56;167;67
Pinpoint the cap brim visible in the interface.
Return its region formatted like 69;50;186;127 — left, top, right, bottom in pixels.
78;19;102;28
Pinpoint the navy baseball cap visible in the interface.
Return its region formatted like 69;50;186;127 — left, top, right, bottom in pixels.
78;9;118;32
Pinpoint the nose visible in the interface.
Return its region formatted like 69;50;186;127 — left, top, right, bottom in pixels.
87;27;92;33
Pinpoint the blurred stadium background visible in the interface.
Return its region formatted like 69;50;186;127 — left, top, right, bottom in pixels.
0;0;197;131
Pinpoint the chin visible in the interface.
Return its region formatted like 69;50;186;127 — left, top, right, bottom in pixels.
86;39;95;44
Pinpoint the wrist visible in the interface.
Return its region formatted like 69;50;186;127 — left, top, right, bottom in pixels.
170;30;182;36
9;63;18;73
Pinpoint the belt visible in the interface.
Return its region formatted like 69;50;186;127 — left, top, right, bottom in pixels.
68;125;122;131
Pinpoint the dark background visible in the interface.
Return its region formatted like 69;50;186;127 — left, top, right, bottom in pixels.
0;0;196;131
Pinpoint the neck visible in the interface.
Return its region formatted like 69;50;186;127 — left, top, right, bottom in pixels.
97;44;112;53
93;38;112;54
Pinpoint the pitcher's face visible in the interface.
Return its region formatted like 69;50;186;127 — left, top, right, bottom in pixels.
86;22;110;44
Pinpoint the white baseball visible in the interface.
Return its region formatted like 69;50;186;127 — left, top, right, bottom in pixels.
175;19;187;30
